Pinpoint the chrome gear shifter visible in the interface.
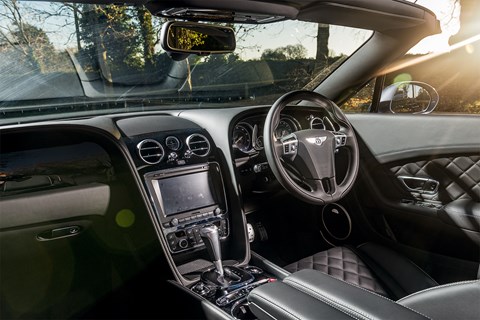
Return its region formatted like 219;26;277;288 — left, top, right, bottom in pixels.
199;224;254;289
200;224;224;277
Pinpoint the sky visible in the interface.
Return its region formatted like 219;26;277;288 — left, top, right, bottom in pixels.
407;0;461;54
1;0;460;60
235;0;461;59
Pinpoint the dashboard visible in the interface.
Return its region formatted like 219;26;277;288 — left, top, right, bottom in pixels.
0;103;346;295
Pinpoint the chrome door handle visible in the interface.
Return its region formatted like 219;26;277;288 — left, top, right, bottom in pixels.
398;176;439;195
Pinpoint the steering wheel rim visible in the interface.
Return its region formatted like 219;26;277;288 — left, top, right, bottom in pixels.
263;90;359;205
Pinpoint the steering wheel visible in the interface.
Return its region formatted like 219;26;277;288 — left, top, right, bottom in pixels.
264;91;359;205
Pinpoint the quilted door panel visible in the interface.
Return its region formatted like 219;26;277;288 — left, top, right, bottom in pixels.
390;155;480;203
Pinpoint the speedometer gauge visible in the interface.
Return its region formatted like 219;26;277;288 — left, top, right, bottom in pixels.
232;124;252;153
275;119;293;139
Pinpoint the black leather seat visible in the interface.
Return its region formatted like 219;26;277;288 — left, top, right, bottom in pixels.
249;244;480;320
284;243;439;300
248;268;480;320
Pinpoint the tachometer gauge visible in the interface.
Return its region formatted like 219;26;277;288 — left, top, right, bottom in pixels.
255;136;264;150
275;119;294;139
232;124;252;153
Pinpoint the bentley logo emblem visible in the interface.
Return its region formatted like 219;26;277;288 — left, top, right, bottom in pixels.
306;136;327;146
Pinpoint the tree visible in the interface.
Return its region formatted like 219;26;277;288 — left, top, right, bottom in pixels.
261;44;306;60
283;44;307;60
315;23;329;67
78;4;143;80
136;7;155;69
0;0;56;72
11;23;55;70
261;48;286;60
448;0;480;46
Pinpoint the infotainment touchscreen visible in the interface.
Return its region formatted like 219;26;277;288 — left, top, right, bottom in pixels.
156;171;216;216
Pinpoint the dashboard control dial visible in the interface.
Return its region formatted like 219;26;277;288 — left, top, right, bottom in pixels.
165;136;181;151
232;124;252;153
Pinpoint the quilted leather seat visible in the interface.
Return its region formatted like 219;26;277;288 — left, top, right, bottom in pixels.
284;243;439;300
284;247;388;296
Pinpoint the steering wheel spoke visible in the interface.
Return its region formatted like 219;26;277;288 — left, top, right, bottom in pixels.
309;177;337;199
333;132;347;149
280;133;298;160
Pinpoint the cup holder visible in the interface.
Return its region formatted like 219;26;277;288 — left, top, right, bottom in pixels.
231;298;256;320
321;203;352;241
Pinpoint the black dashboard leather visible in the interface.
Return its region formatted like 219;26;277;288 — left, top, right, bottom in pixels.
284;246;388;296
248;269;429;320
390;156;480;203
398;280;480;320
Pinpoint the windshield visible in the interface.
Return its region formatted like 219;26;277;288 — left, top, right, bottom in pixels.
0;1;372;120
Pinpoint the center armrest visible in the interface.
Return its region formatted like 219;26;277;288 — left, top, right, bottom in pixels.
248;269;429;320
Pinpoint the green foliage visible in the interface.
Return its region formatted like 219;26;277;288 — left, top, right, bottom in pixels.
136;7;155;68
79;5;142;72
171;27;207;51
10;22;56;71
77;4;168;81
261;44;307;61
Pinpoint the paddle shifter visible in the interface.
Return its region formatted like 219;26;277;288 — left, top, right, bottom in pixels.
200;224;253;289
200;224;224;277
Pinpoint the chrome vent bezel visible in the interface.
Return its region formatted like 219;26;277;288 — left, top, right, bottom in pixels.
137;139;165;164
165;136;181;151
186;134;211;157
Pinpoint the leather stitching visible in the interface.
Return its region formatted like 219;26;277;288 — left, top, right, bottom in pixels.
391;156;480;202
248;302;279;320
249;292;302;320
395;303;434;320
397;280;480;303
284;247;387;296
289;270;433;320
284;278;374;320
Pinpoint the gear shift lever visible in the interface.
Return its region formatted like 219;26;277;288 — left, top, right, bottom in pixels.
200;225;224;277
199;224;254;289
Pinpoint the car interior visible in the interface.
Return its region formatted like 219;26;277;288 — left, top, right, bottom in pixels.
0;0;479;319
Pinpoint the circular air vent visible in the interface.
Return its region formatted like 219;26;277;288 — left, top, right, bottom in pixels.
310;117;325;130
186;134;210;157
137;139;164;164
165;136;181;151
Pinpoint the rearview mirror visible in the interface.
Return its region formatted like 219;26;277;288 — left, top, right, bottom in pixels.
379;81;439;114
161;22;236;55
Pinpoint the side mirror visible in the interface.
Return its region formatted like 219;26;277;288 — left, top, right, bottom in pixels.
161;21;236;57
379;81;439;114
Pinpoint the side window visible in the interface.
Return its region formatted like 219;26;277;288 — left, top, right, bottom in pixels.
339;79;375;113
382;49;480;114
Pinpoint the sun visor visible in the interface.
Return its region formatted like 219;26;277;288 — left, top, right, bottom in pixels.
147;0;298;23
298;2;440;35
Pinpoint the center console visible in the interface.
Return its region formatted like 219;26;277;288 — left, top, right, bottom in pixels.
193;265;276;319
144;162;229;253
188;223;277;319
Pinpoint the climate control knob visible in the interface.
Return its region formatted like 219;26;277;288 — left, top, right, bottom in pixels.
178;238;188;249
168;152;178;162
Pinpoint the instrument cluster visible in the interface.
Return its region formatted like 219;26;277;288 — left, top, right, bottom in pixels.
232;111;338;155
